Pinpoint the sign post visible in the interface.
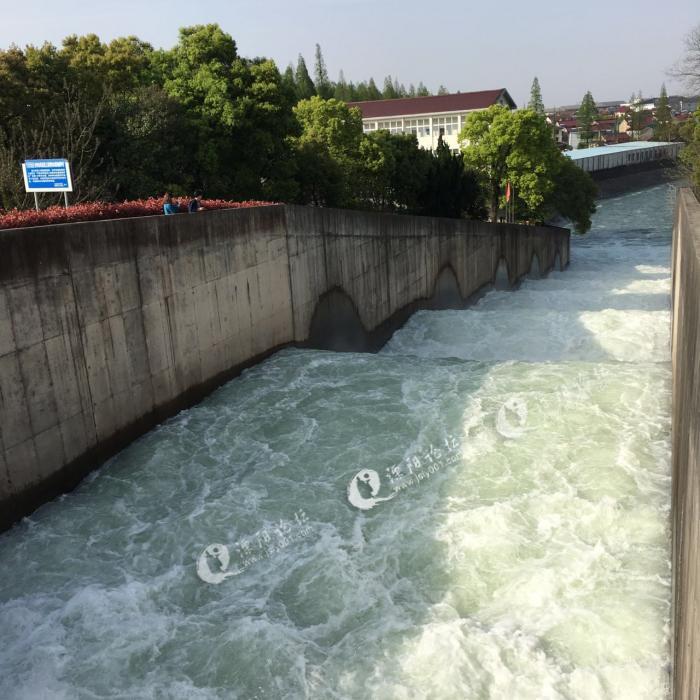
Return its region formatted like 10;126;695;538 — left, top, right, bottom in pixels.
21;159;73;209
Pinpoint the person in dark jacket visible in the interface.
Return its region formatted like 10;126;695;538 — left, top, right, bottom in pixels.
188;191;205;213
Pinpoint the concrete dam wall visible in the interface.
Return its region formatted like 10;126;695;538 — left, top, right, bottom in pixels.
0;205;569;531
671;188;700;700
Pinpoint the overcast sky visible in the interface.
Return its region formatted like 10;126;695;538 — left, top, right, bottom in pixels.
1;0;697;107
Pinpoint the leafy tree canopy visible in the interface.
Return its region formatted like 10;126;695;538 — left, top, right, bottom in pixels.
460;105;596;232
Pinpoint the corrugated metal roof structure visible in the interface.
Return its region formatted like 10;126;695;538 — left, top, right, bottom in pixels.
566;141;682;172
348;89;516;119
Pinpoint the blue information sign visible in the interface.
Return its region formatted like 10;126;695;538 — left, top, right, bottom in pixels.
22;159;73;192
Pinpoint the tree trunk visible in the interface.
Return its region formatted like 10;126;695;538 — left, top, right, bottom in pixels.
490;182;499;222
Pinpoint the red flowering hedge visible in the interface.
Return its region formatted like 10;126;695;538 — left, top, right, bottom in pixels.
0;197;277;231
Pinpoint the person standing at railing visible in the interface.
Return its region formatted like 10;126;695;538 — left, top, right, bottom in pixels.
163;193;180;215
188;191;205;213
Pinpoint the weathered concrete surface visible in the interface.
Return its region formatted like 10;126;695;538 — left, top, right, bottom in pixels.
671;188;700;700
0;205;569;530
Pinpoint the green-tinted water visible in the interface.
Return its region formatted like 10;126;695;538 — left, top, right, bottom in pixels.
0;185;675;699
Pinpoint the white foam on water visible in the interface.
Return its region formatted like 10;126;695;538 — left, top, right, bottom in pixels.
0;184;675;698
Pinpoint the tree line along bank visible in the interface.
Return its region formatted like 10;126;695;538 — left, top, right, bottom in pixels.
0;24;596;232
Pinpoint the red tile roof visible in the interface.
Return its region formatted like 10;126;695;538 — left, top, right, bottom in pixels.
348;89;516;119
603;133;631;144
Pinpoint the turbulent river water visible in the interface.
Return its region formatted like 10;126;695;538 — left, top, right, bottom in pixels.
0;184;676;699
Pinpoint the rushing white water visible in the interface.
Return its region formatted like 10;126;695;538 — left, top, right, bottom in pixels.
0;185;674;699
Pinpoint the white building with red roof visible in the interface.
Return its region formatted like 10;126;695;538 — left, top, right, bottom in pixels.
348;88;516;152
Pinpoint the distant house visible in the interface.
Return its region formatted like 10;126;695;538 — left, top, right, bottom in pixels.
546;115;570;145
347;89;516;152
555;117;619;149
619;112;655;141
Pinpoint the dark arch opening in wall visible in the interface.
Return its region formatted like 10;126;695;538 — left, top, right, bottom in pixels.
308;287;370;352
494;258;510;290
430;265;463;309
528;253;541;279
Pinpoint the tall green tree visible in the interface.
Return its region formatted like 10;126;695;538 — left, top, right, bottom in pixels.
293;96;363;204
158;25;298;199
679;109;700;193
528;76;545;116
313;44;333;99
367;77;382;100
460;105;595;231
549;156;598;233
654;84;673;142
281;63;297;100
334;70;352;101
106;85;192;200
354;131;431;212
295;54;316;99
576;91;598;148
419;136;484;218
416;82;430;96
437;84;449;95
294;96;362;161
382;75;399;99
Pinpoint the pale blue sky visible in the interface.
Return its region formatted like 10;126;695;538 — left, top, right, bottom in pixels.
1;0;697;107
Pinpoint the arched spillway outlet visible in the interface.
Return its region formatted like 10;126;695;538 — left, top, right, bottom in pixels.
528;253;541;279
493;258;510;290
308;287;369;352
431;265;463;309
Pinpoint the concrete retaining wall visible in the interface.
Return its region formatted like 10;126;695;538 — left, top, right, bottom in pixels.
671;188;700;699
0;205;569;530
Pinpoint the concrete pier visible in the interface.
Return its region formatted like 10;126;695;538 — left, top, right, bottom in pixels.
0;205;569;530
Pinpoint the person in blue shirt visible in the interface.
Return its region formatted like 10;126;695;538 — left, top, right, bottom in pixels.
188;191;205;213
163;193;180;215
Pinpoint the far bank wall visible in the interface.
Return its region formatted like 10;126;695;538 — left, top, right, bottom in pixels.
671;188;700;699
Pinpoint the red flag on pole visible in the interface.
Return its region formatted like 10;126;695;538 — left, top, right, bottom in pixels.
505;181;511;202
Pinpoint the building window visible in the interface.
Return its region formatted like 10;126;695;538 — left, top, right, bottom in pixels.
363;121;377;133
404;118;430;137
433;115;459;136
377;119;403;134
